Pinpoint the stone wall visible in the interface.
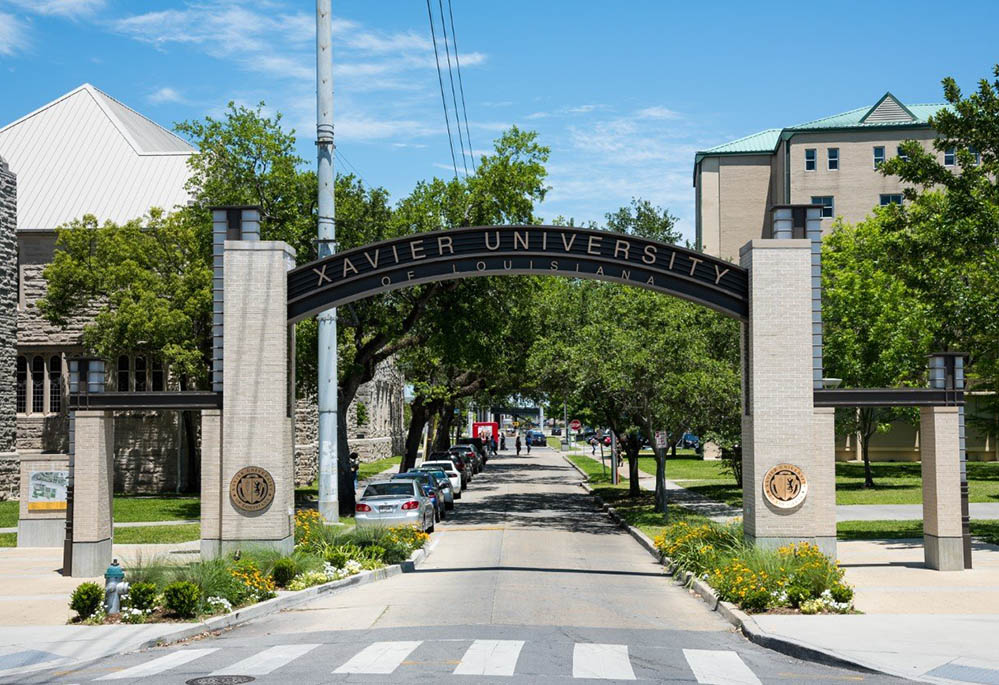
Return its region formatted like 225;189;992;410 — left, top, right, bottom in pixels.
294;356;407;486
0;157;17;499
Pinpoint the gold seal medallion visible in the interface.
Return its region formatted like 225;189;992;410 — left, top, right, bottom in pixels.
230;466;276;512
763;463;807;509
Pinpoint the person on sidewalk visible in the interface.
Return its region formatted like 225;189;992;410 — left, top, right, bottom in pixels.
500;434;506;451
350;452;359;491
515;434;522;456
526;434;532;454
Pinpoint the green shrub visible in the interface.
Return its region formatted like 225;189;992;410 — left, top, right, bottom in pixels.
163;581;201;618
380;543;410;565
830;582;853;604
363;545;386;562
271;558;297;587
785;585;811;608
125;582;159;613
70;582;104;619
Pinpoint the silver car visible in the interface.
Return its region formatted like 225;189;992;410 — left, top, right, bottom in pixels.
355;479;435;533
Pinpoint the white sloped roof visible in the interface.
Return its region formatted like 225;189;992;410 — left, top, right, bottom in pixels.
0;83;194;230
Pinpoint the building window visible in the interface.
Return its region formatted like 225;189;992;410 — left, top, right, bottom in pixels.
970;146;980;165
805;148;816;171
828;148;839;171
31;356;45;413
49;356;62;414
811;196;834;218
897;145;909;162
134;356;147;392
16;356;27;414
880;194;904;206
944;148;956;166
117;355;130;392
152;359;165;391
874;146;885;168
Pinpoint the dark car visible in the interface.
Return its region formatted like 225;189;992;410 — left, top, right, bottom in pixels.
681;432;700;450
456;437;490;465
450;444;482;473
392;471;445;521
526;430;546;446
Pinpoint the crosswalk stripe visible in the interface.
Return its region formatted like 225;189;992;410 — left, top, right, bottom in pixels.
683;649;762;685
333;641;422;674
211;644;320;676
572;643;636;680
453;639;525;676
94;649;218;681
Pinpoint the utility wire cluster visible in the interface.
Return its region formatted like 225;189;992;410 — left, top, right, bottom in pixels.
426;0;476;180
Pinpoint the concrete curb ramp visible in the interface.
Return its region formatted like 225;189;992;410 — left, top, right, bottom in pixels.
0;545;430;679
560;454;927;683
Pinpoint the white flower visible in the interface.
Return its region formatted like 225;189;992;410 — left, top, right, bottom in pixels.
205;596;233;613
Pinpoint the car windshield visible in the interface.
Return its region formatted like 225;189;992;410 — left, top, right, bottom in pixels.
363;482;414;498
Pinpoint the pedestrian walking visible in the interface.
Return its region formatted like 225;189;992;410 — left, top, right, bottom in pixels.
526;434;531;454
500;434;506;451
349;452;359;491
515;435;522;456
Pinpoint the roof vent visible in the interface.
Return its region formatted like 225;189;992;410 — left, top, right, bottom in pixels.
861;93;915;124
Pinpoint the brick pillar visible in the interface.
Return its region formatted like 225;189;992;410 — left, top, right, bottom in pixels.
68;411;113;576
213;240;296;556
920;406;963;570
740;239;834;554
0;157;17;499
200;409;222;557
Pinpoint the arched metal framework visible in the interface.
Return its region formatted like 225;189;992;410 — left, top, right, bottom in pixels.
288;225;748;322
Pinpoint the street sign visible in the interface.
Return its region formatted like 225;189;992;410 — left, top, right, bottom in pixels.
569;419;582;431
655;431;668;449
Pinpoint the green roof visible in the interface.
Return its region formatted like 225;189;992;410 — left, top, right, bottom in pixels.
788;101;951;130
699;128;782;155
696;93;954;171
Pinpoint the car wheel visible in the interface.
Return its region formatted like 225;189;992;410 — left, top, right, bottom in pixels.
435;508;441;523
427;518;435;533
446;501;454;511
454;491;461;500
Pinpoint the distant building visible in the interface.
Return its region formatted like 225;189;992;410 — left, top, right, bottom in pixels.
694;92;952;261
693;92;997;463
0;84;404;500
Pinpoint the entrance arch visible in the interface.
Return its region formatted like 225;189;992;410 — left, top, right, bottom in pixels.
287;226;749;323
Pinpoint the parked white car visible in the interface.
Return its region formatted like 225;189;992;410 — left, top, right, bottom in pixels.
418;460;463;498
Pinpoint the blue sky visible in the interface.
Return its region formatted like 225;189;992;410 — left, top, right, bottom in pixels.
2;0;998;242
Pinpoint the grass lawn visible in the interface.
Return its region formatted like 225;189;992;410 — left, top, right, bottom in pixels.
297;455;404;499
113;523;201;544
837;519;999;545
1;495;199;528
0;532;14;547
0;501;16;528
835;461;999;505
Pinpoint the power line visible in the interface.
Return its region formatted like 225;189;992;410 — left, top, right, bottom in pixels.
335;148;370;189
425;0;459;181
437;0;468;177
446;0;476;173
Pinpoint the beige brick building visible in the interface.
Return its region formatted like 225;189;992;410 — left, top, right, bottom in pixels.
694;92;997;462
695;92;954;261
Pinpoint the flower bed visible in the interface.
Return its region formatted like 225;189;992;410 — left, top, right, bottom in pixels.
652;519;853;614
68;510;428;624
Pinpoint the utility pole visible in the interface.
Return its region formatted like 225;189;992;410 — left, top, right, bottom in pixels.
316;0;339;523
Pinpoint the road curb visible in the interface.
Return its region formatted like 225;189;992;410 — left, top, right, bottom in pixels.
144;545;430;649
561;454;890;678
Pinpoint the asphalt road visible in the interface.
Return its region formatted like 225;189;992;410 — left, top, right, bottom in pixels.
18;445;907;684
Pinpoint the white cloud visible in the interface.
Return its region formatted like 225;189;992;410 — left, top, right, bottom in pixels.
636;106;681;120
8;0;105;18
0;11;30;56
147;86;185;104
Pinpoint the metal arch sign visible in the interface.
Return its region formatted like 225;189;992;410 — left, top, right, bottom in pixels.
287;225;748;322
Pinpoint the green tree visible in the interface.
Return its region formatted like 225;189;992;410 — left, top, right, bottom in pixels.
822;215;934;487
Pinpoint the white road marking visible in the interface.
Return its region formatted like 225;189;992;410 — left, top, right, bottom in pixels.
95;649;218;680
211;643;320;676
333;641;422;674
453;639;525;676
683;649;762;685
572;643;636;680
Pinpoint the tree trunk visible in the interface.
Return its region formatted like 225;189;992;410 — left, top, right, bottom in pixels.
434;406;454;451
623;434;642;497
653;445;667;513
336;410;355;516
860;408;877;488
403;399;429;472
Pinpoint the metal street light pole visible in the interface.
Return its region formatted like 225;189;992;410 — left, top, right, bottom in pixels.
316;0;339;523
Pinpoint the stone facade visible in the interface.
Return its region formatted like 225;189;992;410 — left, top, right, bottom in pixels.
0;157;17;499
294;357;407;486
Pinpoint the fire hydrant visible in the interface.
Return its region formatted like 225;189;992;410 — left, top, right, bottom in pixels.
104;559;129;614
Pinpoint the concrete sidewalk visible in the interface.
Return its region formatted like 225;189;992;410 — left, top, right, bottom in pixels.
569;448;999;683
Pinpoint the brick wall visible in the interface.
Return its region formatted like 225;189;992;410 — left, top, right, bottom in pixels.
0;157;17;499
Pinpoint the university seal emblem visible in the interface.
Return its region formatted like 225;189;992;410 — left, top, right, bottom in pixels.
763;463;807;509
230;466;276;512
